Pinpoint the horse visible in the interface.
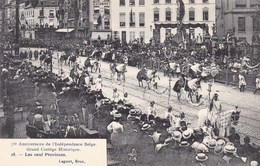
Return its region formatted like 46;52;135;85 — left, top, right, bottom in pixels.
84;58;99;73
173;77;202;103
197;108;241;137
136;69;158;89
110;63;127;82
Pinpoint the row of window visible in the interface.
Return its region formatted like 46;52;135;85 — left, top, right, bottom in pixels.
129;31;145;41
153;9;209;21
119;9;209;27
119;0;209;6
21;9;55;18
237;16;258;32
120;12;145;27
94;6;110;15
226;0;260;9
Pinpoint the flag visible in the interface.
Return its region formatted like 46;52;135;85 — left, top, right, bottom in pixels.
130;8;133;23
97;15;102;26
177;0;185;22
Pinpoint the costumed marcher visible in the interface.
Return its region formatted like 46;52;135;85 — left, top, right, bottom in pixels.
112;88;120;103
238;72;246;92
208;92;222;129
147;101;156;117
254;75;260;94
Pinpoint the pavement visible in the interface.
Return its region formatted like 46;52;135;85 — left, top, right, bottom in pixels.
21;47;260;145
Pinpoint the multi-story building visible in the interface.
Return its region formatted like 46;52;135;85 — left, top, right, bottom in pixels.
110;0;153;43
58;0;90;38
89;0;112;41
110;0;215;43
18;0;59;39
217;0;260;43
3;0;16;41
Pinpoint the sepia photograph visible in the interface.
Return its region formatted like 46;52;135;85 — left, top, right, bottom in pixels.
0;0;260;165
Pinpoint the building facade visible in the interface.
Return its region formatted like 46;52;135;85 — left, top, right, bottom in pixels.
19;0;59;39
217;0;260;43
58;0;90;38
110;0;153;43
89;0;112;41
110;0;215;43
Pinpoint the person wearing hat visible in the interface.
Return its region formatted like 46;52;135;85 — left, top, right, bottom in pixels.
172;130;182;143
107;113;126;158
181;128;195;144
254;75;260;95
127;109;140;122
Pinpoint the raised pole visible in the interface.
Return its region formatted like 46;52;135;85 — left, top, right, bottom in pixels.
0;2;5;117
15;0;20;56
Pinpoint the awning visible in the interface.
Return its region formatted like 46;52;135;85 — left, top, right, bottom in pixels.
91;31;111;40
154;23;208;29
55;28;75;33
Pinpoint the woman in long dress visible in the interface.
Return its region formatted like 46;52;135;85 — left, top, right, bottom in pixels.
107;114;126;158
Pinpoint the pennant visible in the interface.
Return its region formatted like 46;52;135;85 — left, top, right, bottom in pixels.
130;8;133;23
177;0;185;22
97;15;102;26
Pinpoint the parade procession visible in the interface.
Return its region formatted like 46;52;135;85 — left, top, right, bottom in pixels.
1;0;260;165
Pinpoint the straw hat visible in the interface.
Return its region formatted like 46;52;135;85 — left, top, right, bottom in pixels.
182;128;193;139
141;124;151;131
172;131;182;142
216;139;226;147
250;161;259;166
179;141;190;147
206;139;217;149
214;146;224;156
114;113;122;118
195;153;208;162
224;145;236;154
